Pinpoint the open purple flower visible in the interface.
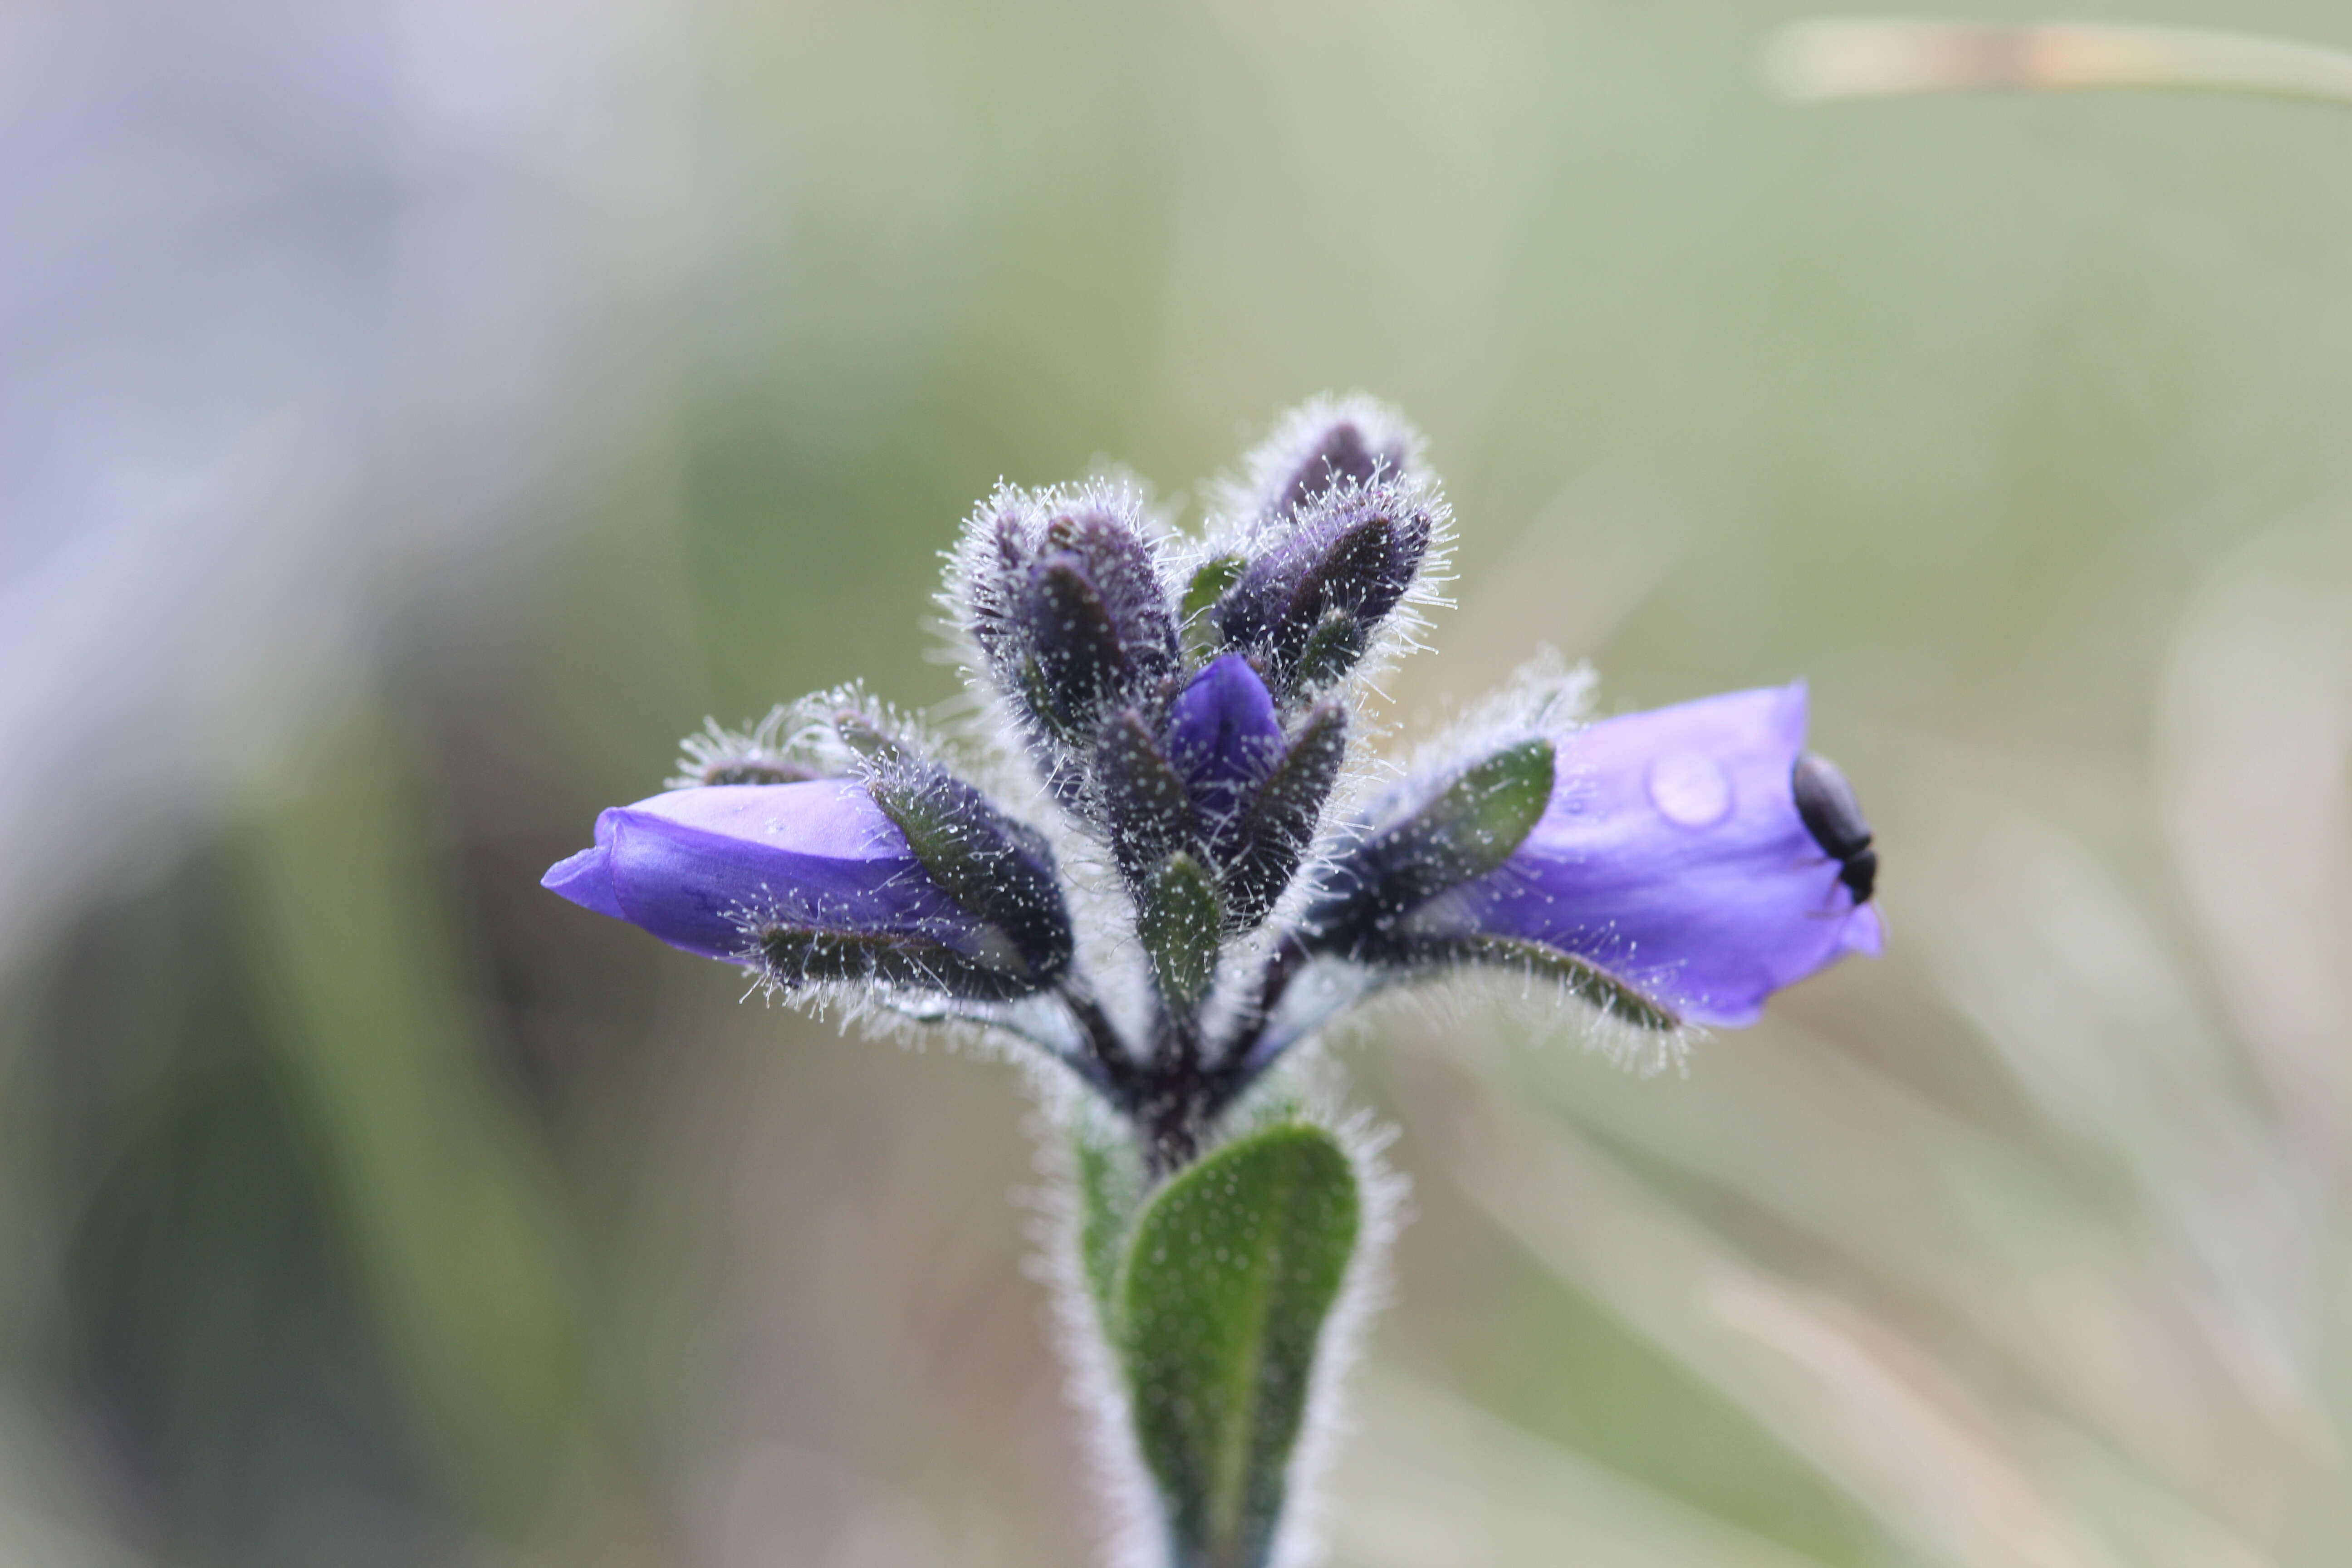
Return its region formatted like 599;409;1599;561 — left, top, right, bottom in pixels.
1307;683;1879;1028
1409;684;1879;1025
543;779;1070;1000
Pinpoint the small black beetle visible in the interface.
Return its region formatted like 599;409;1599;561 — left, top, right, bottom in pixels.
1790;752;1876;904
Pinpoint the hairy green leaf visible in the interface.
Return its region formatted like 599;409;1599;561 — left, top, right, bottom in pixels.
1118;1122;1359;1568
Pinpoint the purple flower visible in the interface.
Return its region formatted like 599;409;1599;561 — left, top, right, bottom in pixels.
543;779;1058;997
1401;684;1881;1026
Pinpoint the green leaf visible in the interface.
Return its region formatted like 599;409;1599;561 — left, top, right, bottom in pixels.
1117;1122;1360;1568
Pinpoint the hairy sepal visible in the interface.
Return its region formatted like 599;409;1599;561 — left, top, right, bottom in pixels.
1135;853;1224;1018
1306;739;1554;959
1220;704;1347;933
1098;710;1203;887
756;923;1040;1003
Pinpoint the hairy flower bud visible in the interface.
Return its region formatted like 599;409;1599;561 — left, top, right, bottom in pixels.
1210;479;1439;699
542;780;1070;1001
1227;393;1424;526
960;485;1179;753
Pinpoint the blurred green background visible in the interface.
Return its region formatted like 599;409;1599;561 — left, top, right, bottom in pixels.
7;0;2352;1564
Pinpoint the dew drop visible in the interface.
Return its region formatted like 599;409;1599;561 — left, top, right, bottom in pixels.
1647;751;1731;827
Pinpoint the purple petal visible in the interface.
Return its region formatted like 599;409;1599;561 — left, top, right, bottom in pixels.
541;844;624;921
1408;683;1879;1026
1164;654;1284;843
541;780;975;961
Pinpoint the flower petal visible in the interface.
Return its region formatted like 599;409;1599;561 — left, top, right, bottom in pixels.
1165;654;1284;849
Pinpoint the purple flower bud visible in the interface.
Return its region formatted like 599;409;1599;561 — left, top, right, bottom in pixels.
1399;684;1882;1026
960;486;1179;747
1164;654;1284;853
542;780;1065;999
1212;479;1439;698
1228;394;1424;524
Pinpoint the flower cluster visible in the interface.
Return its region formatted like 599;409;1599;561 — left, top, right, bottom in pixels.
544;396;1882;1171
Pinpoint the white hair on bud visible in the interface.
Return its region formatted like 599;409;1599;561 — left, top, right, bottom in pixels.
936;476;1185;734
668;704;802;789
1205;392;1431;541
1170;394;1457;741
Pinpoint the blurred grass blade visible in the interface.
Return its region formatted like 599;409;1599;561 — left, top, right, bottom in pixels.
237;718;650;1565
1118;1122;1359;1568
1406;1051;2106;1568
1769;20;2352;107
1330;1367;1837;1568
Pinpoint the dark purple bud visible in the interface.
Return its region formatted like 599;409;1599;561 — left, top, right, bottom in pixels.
1231;394;1422;525
1163;655;1284;858
961;488;1178;746
542;781;1065;1000
1211;479;1436;698
1269;420;1403;522
1374;685;1884;1028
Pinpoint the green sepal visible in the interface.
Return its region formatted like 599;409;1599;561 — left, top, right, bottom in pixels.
757;923;1037;1002
1135;852;1223;1015
860;768;1074;986
1181;554;1247;661
1116;1122;1360;1568
1406;933;1680;1031
1097;710;1202;885
1288;612;1368;698
1310;739;1554;956
1389;738;1553;895
1220;703;1347;931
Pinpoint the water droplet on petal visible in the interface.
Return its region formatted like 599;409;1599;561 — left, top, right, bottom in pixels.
1647;750;1732;827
